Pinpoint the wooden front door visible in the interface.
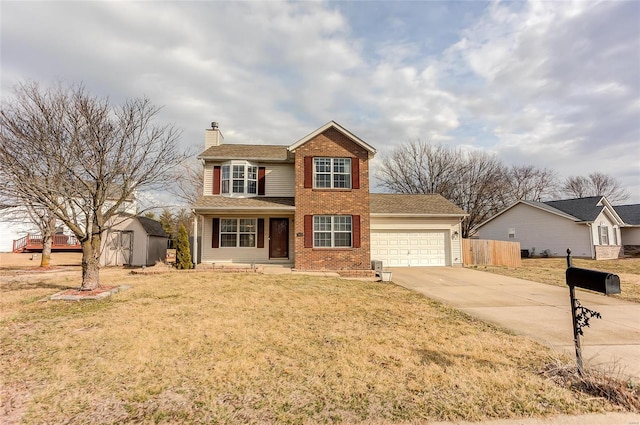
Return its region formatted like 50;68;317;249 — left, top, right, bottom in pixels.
269;218;289;259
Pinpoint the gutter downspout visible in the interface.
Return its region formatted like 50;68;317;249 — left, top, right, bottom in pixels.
587;223;595;259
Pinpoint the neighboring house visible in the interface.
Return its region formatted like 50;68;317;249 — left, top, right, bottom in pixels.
0;213;38;252
191;121;467;271
100;215;169;267
476;196;625;259
1;194;137;253
613;204;640;257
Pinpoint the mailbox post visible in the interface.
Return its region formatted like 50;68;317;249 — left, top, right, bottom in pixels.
565;249;621;375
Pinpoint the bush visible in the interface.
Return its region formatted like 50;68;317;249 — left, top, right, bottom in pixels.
175;224;192;269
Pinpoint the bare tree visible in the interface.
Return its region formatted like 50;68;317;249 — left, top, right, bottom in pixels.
169;159;203;205
562;172;629;203
452;150;507;237
376;140;459;195
0;81;187;290
499;165;559;206
0;194;57;267
376;142;510;237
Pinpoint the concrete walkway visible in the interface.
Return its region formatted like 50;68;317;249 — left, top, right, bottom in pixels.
390;267;640;381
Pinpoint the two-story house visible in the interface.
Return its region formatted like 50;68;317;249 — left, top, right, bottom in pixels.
192;121;467;271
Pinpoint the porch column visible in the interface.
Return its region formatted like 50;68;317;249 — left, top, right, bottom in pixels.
192;211;199;266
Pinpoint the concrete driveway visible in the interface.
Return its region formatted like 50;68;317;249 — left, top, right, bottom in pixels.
390;267;640;381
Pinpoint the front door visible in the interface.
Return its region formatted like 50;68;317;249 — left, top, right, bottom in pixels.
269;218;289;259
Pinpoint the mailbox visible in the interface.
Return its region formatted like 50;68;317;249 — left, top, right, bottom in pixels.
566;267;621;295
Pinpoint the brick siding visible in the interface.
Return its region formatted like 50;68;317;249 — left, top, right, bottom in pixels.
594;245;623;260
293;128;371;270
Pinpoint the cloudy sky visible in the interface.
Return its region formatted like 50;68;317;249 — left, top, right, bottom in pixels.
2;0;639;204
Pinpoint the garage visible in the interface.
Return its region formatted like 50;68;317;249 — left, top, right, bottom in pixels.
369;194;468;268
371;230;447;267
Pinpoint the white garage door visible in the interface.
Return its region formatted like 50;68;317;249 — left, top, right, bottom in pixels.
371;231;447;267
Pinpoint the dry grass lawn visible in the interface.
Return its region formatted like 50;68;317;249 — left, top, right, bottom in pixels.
0;262;630;423
471;258;640;303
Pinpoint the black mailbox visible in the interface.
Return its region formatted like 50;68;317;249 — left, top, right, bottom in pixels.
566;267;621;295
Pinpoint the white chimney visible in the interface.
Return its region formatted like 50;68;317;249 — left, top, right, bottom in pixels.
205;121;224;148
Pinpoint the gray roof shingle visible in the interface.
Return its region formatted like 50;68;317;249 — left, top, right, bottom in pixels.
198;145;291;161
543;196;604;221
193;196;295;210
137;216;168;238
370;193;467;216
614;204;640;225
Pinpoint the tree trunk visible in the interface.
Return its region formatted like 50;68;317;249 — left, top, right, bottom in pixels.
41;233;53;267
40;215;57;267
80;236;101;291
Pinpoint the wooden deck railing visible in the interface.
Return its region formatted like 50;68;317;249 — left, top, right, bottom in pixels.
12;234;82;253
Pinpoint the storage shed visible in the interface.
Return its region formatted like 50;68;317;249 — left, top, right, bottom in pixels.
100;215;169;267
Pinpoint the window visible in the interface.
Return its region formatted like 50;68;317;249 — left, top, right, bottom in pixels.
598;224;609;245
508;228;516;239
613;226;618;245
220;218;256;247
221;166;230;194
314;158;351;189
313;216;352;248
221;163;258;195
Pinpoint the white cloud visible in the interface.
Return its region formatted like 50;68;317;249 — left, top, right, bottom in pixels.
2;0;638;202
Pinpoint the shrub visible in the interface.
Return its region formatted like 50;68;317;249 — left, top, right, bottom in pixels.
175;224;192;269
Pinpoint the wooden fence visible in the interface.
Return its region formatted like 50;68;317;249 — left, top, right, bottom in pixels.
462;239;521;268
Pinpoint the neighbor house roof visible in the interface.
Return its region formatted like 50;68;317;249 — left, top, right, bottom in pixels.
370;194;467;216
543;196;607;222
198;145;291;161
137;216;168;238
288;121;377;156
192;196;295;211
614;204;640;225
522;200;581;221
475;196;625;231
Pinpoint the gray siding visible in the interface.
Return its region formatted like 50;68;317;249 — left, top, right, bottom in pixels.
478;203;592;257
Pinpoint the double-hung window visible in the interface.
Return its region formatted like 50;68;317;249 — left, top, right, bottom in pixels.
314;158;351;189
598;224;609;245
221;163;258;195
313;216;352;248
220;218;257;247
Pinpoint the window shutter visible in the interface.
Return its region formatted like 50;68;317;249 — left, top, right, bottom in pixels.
258;167;266;195
213;166;221;195
351;158;360;189
212;218;219;248
257;218;264;248
304;157;313;188
304;215;313;248
352;215;361;248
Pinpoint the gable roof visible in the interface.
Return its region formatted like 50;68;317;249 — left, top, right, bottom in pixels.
370;193;467;216
137;216;169;238
543;196;607;222
476;196;625;231
198;144;290;161
519;200;581;220
614;204;640;225
288;121;377;156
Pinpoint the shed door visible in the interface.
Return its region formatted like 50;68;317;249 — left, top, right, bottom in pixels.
106;231;132;266
371;231;447;267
